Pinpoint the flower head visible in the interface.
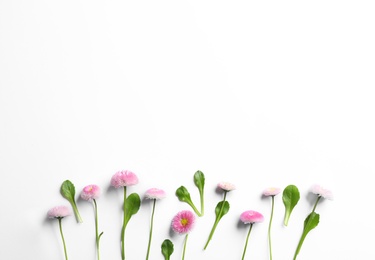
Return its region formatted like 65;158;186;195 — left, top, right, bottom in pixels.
217;182;236;192
47;205;71;219
171;210;196;234
81;184;101;201
111;170;139;188
263;187;281;196
240;210;264;224
145;188;166;200
310;184;333;200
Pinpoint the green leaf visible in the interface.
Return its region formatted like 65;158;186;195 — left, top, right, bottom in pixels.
282;184;300;226
60;180;83;223
176;186;201;216
293;212;320;259
194;170;205;216
203;200;230;250
161;239;174;260
123;193;141;228
215;200;230;221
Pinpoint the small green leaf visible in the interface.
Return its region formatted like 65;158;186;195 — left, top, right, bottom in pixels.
176;186;192;203
61;180;83;223
215;200;230;221
203;200;230;249
123;193;141;228
161;239;174;260
293;212;320;259
194;170;205;216
282;184;300;226
176;186;201;216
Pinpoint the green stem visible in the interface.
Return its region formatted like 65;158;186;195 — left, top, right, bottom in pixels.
121;186;127;260
72;202;83;223
293;229;308;260
182;234;189;260
268;196;275;260
241;224;253;260
200;191;204;216
293;197;321;260
312;196;321;213
93;199;101;260
187;200;201;217
203;192;227;250
146;199;156;260
58;218;68;260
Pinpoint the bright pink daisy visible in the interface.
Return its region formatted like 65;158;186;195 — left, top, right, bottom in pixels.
240;210;264;224
110;170;139;188
217;182;236;192
145;188;166;200
81;184;101;201
47;205;71;219
171;210;195;234
310;184;334;200
263;187;281;196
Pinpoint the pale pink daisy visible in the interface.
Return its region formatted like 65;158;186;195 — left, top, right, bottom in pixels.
81;184;101;201
217;182;236;192
171;210;196;234
240;210;264;224
47;205;71;219
310;184;333;200
145;188;166;200
263;187;281;196
110;170;139;188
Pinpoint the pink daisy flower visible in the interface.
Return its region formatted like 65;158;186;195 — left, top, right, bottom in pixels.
110;170;139;188
47;206;71;219
81;184;101;201
240;210;264;224
171;210;196;234
145;188;166;200
240;210;264;260
310;184;334;200
217;182;236;192
263;187;281;196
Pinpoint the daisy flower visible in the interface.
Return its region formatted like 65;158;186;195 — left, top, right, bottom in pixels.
171;210;196;260
263;187;281;260
293;185;333;260
81;185;103;260
47;206;71;260
144;188;166;260
240;210;264;260
203;181;235;250
111;170;141;260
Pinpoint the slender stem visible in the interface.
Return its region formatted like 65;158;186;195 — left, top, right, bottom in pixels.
58;218;69;260
187;200;201;217
293;197;322;260
268;196;275;260
199;189;205;216
312;196;321;213
72;202;83;223
93;199;101;260
203;191;227;250
182;234;189;260
146;199;156;260
121;186;127;260
241;224;253;260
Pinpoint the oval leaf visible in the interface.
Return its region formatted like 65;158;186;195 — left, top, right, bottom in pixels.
282;184;300;226
176;186;192;203
124;193;141;228
215;200;230;221
161;239;174;260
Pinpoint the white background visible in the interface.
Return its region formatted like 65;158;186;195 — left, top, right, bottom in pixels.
1;1;374;259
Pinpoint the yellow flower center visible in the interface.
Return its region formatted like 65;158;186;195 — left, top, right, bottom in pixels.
180;218;188;226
